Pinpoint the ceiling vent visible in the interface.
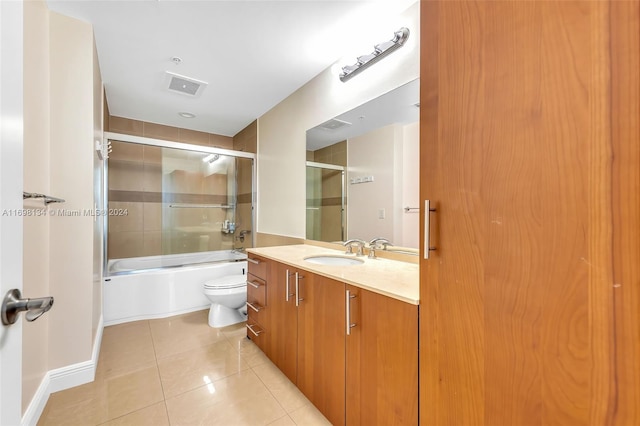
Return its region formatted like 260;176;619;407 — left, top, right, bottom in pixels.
165;71;208;97
318;118;352;131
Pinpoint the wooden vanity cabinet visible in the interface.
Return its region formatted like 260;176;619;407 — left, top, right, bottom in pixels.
345;285;419;425
251;257;418;426
246;254;269;352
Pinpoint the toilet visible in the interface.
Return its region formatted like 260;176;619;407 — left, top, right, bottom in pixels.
203;274;248;328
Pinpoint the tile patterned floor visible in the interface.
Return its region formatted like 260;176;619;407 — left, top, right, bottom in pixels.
38;310;331;426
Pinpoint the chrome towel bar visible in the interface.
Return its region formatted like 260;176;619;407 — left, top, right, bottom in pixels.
23;192;65;205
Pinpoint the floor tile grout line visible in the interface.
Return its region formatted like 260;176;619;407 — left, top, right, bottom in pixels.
146;319;170;405
148;318;174;425
94;400;166;426
250;363;291;417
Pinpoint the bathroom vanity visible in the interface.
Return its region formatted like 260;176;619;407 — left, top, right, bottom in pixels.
246;244;419;426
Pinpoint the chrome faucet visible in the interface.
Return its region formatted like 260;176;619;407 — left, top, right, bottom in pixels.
343;239;366;256
368;237;393;259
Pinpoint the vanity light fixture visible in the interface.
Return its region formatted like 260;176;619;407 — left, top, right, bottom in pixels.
339;27;410;82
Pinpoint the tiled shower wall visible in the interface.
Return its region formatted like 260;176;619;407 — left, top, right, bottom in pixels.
306;141;346;242
107;117;256;259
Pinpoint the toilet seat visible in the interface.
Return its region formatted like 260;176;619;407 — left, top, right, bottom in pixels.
203;274;246;290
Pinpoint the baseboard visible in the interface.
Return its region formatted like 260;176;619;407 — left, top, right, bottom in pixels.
21;373;51;426
21;314;104;426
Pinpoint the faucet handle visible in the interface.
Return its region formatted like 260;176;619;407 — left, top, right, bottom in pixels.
343;239;366;256
369;237;392;248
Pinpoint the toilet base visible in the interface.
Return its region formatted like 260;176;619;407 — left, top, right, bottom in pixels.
208;303;247;328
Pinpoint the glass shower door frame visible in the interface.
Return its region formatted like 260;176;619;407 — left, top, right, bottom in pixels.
102;131;256;272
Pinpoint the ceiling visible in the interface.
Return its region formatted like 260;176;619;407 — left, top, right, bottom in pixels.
306;78;419;151
47;0;417;137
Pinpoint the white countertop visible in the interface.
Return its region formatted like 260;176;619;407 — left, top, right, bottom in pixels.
247;244;419;305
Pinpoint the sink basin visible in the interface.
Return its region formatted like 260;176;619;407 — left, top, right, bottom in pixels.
304;255;364;266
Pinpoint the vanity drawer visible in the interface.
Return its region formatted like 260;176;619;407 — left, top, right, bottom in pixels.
246;318;266;351
247;255;268;280
247;300;267;327
247;273;267;307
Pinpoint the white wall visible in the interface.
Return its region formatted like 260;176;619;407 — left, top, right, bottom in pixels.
401;121;419;248
257;2;420;238
345;121;419;247
22;4;104;416
48;10;96;369
347;124;400;243
22;0;50;412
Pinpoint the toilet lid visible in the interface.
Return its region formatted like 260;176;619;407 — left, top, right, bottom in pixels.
204;274;247;290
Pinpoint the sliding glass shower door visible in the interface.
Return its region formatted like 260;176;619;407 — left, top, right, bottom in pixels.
107;141;254;260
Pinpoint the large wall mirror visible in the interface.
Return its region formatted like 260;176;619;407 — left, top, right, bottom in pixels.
305;78;419;253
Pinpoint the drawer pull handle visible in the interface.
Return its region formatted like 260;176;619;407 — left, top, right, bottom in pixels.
346;290;357;335
247;302;263;312
246;324;263;336
247;281;261;289
247;258;261;265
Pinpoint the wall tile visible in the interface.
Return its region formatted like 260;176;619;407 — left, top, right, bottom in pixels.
232;120;257;153
143;163;162;192
143;231;162;256
109;201;143;232
109;116;143;136
144;203;162;231
110;141;143;162
108;161;145;192
108;231;144;259
143;122;180;141
209;134;233;149
144;145;162;165
178;129;210;146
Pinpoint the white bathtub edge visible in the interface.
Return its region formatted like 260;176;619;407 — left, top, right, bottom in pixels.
103;304;210;327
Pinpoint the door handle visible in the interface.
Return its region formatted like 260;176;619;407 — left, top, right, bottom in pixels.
1;289;54;326
285;269;296;302
295;272;304;306
424;199;437;259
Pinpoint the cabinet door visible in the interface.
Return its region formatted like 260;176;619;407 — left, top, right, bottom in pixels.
345;285;418;425
267;262;298;383
419;2;640;425
297;274;346;426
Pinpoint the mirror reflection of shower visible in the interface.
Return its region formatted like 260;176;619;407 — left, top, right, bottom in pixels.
106;141;254;265
306;161;346;243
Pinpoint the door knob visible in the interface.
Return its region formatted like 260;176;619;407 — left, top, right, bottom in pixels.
1;289;54;326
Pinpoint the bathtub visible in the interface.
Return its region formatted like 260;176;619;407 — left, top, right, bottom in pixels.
104;250;248;326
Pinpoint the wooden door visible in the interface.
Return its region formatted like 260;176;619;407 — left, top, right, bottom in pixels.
345;285;418;425
296;274;346;426
267;262;298;383
419;1;640;425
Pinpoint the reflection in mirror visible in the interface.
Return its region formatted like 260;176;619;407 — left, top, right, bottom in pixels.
306;79;420;252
